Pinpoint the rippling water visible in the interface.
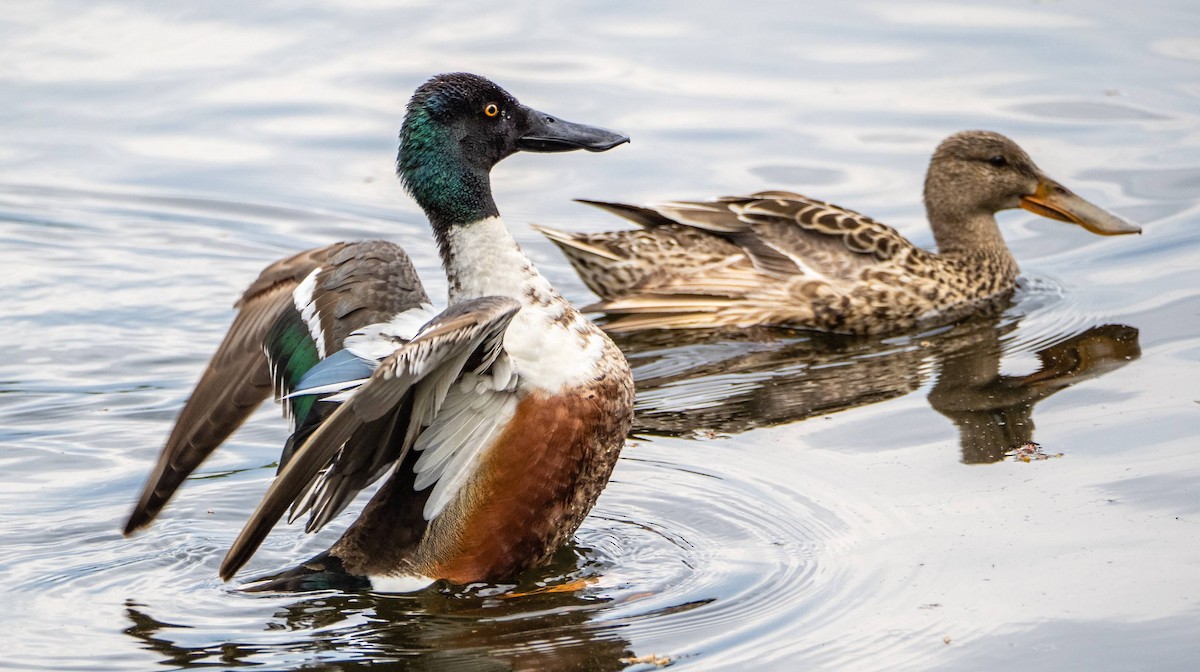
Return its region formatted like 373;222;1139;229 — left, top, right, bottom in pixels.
3;1;1199;670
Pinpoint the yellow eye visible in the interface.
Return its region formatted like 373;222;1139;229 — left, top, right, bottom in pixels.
484;103;499;117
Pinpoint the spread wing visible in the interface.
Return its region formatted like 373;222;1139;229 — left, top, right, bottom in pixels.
219;296;522;580
124;241;428;534
123;246;338;534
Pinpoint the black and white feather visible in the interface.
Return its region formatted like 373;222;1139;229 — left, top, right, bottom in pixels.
220;295;522;579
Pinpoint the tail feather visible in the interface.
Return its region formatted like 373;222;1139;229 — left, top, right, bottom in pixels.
530;224;624;262
574;199;679;229
602;311;736;333
586;294;737;315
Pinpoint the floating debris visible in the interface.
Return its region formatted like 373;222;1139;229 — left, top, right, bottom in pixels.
1004;442;1064;462
690;428;730;441
621;653;674;667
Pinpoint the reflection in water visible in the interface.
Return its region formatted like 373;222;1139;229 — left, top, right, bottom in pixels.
118;316;1141;669
0;0;1193;667
929;323;1140;463
617;314;1140;463
123;548;639;671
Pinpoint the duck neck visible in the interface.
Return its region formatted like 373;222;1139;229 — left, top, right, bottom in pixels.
397;108;502;256
925;207;1020;297
397;120;563;309
439;216;559;307
923;167;1016;263
928;209;1012;259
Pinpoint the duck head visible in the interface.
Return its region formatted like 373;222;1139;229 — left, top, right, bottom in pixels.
397;73;628;227
924;130;1139;253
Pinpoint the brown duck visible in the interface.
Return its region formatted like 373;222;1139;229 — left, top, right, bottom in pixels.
538;131;1140;335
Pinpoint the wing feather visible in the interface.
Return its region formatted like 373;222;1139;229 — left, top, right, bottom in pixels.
219;296;521;579
125;241;430;535
122;246;345;534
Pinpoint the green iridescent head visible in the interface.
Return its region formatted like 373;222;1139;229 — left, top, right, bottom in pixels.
396;73;628;227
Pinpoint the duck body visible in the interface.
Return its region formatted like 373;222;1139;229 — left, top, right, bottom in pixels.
324;216;633;587
125;73;633;591
544;192;1020;334
541;131;1138;335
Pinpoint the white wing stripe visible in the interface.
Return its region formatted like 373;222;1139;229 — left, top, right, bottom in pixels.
293;268;327;359
344;303;443;361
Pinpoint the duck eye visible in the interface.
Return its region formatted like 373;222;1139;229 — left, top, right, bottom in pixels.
987;155;1008;168
484;103;499;118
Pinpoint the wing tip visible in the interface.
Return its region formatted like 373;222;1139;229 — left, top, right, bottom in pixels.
122;512;148;537
218;560;239;582
122;487;166;536
220;525;263;581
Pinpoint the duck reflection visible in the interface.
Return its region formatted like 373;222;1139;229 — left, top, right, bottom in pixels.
929;323;1139;462
614;314;1140;463
123;547;641;671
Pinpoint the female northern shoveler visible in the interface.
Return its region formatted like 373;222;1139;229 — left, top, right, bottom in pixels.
537;131;1140;335
124;73;634;592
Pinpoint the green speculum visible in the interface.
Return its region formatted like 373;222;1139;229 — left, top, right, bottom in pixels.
266;313;321;426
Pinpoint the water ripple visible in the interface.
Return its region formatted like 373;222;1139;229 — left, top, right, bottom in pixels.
2;2;1199;669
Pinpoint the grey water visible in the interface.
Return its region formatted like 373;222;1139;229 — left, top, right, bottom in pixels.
2;1;1199;669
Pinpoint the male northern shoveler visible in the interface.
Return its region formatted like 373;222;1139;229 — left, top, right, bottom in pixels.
537;131;1140;335
124;73;635;592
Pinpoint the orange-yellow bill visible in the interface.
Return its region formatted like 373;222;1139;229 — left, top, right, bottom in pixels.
1020;178;1141;236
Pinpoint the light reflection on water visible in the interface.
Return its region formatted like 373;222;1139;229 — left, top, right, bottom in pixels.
2;1;1199;670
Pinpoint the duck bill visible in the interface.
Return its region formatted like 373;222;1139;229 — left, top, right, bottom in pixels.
517;107;629;153
1020;178;1141;236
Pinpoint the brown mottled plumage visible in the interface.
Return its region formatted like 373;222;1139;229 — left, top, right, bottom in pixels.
539;131;1140;335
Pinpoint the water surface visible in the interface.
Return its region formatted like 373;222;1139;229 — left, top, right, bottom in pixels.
2;1;1199;670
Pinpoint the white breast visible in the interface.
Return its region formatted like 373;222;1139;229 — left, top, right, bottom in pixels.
443;216;609;392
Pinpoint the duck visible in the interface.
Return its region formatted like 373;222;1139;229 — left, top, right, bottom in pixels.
537;131;1140;335
123;73;635;592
